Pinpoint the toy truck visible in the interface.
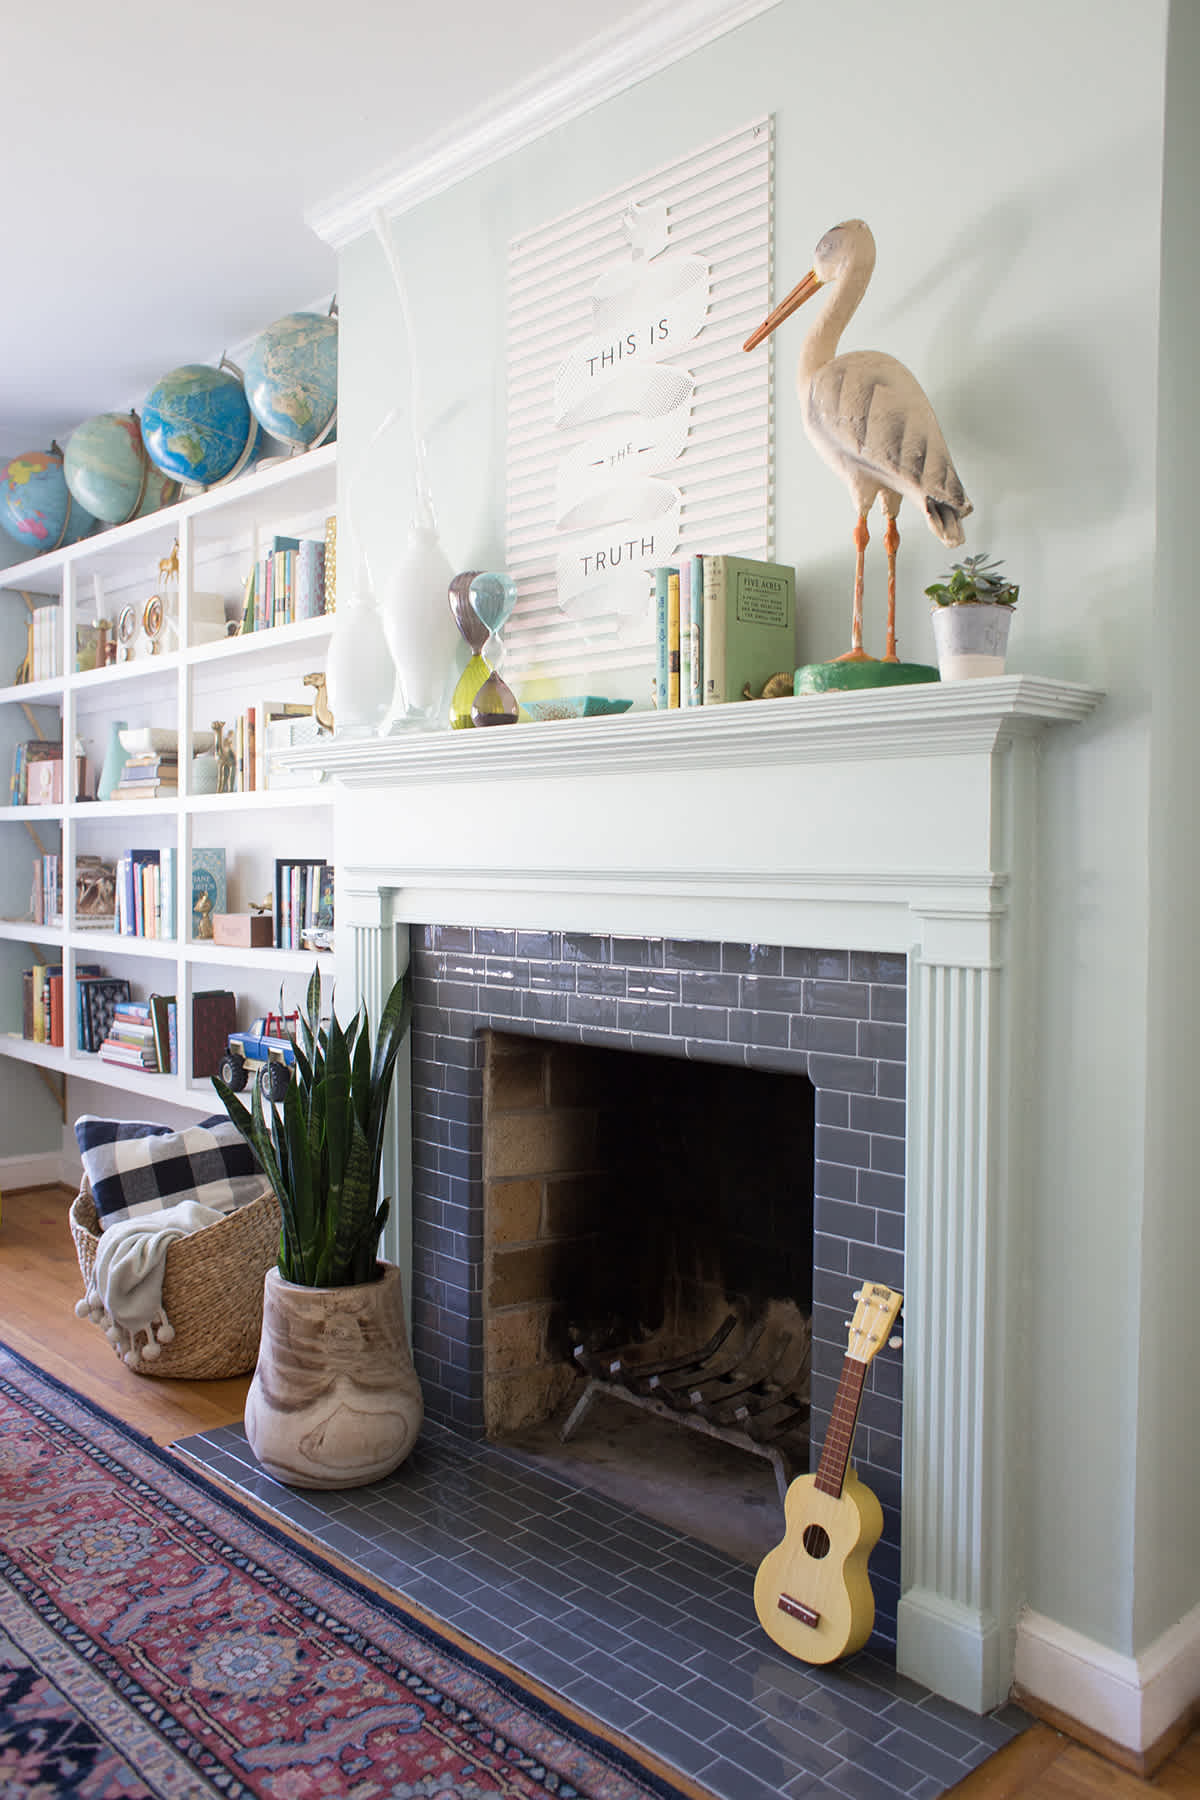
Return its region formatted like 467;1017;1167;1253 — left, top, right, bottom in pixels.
218;1009;299;1103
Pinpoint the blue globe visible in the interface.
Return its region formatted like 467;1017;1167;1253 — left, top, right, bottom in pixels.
0;446;98;555
64;411;180;524
243;311;337;449
141;363;260;488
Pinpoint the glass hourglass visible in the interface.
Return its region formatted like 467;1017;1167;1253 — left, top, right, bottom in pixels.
448;571;519;728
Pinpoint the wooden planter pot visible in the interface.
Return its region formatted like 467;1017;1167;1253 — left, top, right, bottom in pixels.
245;1262;424;1488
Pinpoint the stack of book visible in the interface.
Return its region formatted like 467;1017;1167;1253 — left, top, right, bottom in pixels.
651;555;796;709
99;1000;161;1070
115;847;177;938
114;750;178;799
240;535;328;634
274;858;333;950
24;605;62;682
30;853;62;927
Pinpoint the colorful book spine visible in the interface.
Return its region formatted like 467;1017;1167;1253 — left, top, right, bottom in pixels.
667;570;681;710
679;562;693;708
652;567;673;709
689;553;705;707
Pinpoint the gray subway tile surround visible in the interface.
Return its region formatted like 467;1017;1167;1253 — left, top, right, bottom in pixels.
179;924;1030;1796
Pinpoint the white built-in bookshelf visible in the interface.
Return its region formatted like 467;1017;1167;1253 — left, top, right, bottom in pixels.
0;444;338;1117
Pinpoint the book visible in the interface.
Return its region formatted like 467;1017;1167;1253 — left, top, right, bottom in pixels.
190;848;227;937
192;989;236;1079
679;561;693;708
652;567;673;709
149;993;174;1073
689;553;705;707
77;976;132;1053
701;556;797;705
667;570;681;709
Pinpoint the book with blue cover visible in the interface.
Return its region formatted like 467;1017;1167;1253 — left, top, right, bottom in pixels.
190;848;226;938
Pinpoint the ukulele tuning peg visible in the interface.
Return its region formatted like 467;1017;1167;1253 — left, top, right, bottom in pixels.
888;1335;903;1350
852;1289;862;1300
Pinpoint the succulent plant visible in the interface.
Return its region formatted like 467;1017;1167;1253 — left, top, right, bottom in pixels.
925;554;1019;607
212;965;412;1287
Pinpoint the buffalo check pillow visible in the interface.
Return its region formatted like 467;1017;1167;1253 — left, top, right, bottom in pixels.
74;1115;264;1229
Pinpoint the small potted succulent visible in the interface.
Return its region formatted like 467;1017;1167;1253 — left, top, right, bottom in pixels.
925;554;1019;680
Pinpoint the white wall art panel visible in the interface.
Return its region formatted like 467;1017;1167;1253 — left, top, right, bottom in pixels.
505;118;772;683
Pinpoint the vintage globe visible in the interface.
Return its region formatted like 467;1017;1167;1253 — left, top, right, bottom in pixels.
243;311;337;449
140;363;260;489
0;446;98;555
64;411;180;525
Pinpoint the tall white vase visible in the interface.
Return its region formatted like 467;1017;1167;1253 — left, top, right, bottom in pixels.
325;569;395;737
381;511;458;725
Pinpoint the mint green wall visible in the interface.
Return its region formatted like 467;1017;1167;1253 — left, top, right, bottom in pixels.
338;0;1179;1661
1136;0;1200;1650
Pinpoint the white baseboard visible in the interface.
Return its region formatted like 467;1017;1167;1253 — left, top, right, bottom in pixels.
0;1151;72;1190
1015;1602;1200;1753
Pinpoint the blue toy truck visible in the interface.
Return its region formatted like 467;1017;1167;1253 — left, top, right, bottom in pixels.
218;1009;299;1103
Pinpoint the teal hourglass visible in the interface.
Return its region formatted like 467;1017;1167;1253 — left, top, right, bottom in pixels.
448;570;519;728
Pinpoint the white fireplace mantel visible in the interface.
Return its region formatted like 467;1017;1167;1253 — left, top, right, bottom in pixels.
289;675;1104;1715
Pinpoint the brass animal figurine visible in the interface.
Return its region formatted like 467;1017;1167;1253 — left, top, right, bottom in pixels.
304;670;334;733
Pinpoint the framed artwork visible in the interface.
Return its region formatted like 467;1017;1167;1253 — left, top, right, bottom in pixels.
504;117;773;685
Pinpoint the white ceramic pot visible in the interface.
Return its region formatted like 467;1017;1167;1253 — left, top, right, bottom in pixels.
381;521;458;724
930;602;1014;680
324;586;396;737
245;1262;424;1489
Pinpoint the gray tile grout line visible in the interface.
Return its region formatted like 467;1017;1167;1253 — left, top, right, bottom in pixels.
178;1418;1028;1800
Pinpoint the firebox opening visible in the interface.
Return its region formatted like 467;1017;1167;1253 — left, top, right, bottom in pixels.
481;1030;815;1560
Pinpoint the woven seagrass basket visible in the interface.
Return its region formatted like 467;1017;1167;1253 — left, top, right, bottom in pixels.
69;1178;281;1380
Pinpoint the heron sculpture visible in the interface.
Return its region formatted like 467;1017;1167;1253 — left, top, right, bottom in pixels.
745;219;971;689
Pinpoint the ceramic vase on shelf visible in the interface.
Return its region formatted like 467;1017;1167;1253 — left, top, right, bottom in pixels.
381;498;459;726
96;720;129;801
929;603;1014;680
324;549;396;737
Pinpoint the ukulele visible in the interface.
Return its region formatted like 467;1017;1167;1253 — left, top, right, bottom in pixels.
753;1280;903;1665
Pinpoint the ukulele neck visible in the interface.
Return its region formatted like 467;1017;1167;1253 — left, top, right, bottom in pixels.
813;1356;868;1498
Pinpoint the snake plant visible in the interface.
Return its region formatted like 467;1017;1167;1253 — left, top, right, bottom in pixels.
212;966;412;1287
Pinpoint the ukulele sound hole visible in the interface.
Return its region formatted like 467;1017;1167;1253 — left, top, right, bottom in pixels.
802;1523;832;1559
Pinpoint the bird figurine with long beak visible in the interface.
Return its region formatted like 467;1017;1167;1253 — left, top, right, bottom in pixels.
744;219;971;690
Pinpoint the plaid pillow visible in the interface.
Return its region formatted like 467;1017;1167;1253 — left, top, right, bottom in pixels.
74;1115;264;1229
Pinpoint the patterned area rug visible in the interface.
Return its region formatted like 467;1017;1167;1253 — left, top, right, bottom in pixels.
0;1346;709;1800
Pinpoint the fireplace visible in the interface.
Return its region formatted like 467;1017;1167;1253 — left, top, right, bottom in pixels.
407;924;907;1637
294;674;1103;1713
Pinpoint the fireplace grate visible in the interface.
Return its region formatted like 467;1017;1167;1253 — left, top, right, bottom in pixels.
559;1301;811;1505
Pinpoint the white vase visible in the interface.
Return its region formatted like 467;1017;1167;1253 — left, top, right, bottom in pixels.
381;515;458;725
930;603;1014;680
325;578;396;737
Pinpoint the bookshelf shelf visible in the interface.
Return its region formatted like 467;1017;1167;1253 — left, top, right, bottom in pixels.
0;445;339;1137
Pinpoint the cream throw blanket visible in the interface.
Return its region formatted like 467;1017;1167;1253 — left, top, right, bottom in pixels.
75;1200;227;1370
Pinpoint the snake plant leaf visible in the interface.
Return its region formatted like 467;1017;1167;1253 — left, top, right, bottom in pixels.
213;964;412;1288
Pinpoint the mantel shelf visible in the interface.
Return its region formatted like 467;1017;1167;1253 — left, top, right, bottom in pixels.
280;676;1105;788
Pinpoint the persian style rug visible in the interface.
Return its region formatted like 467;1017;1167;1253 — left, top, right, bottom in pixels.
0;1346;708;1800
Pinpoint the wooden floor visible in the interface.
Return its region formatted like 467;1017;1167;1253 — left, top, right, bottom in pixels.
0;1180;249;1445
2;1181;1197;1799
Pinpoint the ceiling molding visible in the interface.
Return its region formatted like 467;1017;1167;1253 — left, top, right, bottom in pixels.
306;0;784;250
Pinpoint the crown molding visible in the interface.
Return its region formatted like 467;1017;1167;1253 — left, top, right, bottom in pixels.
307;0;784;249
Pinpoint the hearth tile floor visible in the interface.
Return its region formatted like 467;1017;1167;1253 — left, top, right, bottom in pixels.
176;1418;1030;1800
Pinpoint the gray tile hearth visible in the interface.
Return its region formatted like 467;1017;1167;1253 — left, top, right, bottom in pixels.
177;1417;1029;1800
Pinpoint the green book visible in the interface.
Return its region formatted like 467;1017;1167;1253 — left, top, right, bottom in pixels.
701;556;796;704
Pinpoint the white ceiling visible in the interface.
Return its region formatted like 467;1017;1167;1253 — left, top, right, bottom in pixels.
2;0;686;461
